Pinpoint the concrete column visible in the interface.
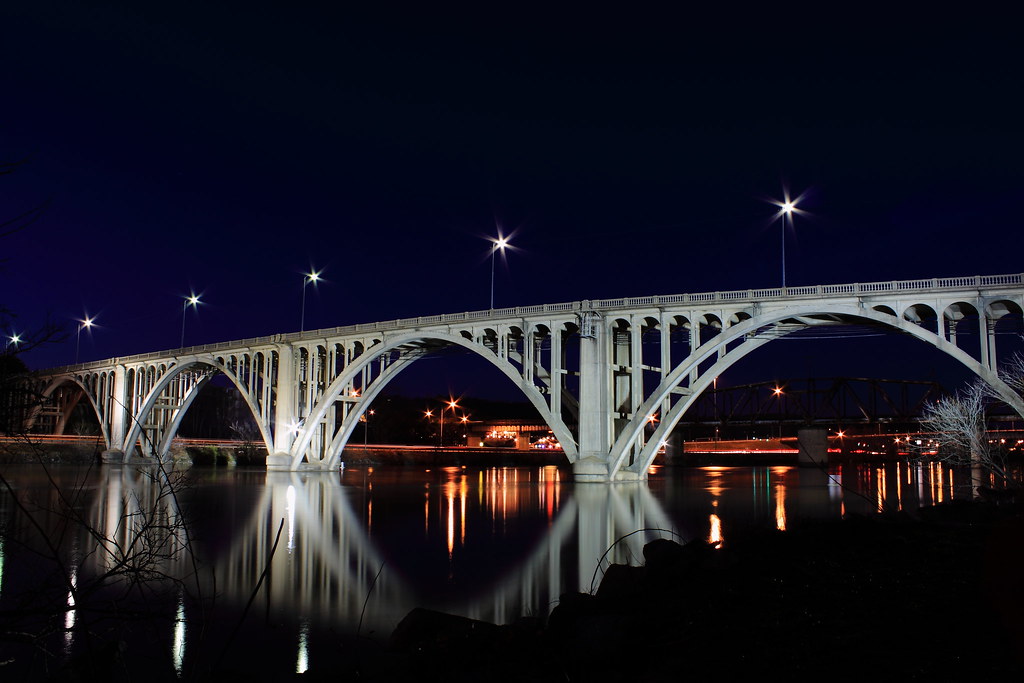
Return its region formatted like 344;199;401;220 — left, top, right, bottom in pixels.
688;320;700;387
979;307;991;370
269;344;296;467
105;365;128;456
797;427;828;466
659;317;673;438
524;329;535;383
575;314;611;480
987;320;998;370
551;327;563;424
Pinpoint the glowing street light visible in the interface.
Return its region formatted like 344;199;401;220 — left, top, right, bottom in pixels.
6;333;21;351
74;316;95;364
771;190;804;289
440;398;459;447
427;399;461;447
300;269;322;333
489;236;509;309
180;293;200;348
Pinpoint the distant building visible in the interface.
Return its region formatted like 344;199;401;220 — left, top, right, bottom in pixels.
466;419;560;450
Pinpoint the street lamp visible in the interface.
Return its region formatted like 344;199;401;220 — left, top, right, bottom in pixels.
180;293;200;348
75;316;95;364
361;409;375;450
489;236;508;309
440;398;459;447
427;399;460;447
300;269;321;333
5;333;20;351
772;192;802;289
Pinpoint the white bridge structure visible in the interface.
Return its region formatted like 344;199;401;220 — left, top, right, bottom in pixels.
27;274;1024;481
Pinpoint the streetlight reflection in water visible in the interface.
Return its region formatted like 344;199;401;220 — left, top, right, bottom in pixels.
0;459;990;678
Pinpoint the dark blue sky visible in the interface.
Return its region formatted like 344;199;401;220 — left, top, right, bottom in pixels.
3;3;1022;396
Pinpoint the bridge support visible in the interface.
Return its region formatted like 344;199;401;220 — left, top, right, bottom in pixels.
797;427;828;467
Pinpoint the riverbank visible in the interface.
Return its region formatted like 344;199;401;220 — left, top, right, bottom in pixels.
299;496;1024;682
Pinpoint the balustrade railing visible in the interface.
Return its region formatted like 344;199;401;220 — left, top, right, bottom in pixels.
54;273;1024;372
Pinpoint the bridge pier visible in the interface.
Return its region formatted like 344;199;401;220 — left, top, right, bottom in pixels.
266;452;294;470
100;449;125;464
572;457;647;482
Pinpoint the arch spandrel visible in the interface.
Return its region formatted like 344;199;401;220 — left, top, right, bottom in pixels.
31;373;111;447
119;356;275;462
287;329;579;470
608;302;1024;478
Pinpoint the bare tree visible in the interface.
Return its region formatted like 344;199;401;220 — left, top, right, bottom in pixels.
922;353;1024;491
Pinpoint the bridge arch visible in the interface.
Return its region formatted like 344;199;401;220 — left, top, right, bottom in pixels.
120;356;275;462
32;374;111;447
288;329;579;470
608;303;1024;478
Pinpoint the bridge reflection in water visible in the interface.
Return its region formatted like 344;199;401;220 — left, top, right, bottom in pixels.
211;467;681;634
58;461;976;674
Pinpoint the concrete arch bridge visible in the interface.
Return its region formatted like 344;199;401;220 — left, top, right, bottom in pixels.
25;273;1024;481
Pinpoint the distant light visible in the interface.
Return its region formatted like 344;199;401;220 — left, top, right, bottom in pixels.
424;410;433;418
305;269;321;284
186;294;200;306
495;237;509;250
773;386;783;396
8;333;21;345
447;399;459;410
80;316;95;329
782;201;795;214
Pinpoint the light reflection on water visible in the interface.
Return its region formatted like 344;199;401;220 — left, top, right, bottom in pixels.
0;460;983;676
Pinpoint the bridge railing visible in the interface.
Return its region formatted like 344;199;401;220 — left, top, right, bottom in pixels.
48;273;1024;373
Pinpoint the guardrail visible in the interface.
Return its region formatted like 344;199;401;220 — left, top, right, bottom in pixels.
51;273;1023;373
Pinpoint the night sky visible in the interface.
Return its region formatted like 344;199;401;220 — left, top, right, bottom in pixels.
3;4;1022;399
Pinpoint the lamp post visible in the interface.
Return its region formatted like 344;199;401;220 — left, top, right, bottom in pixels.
180;294;200;348
428;399;460;447
440;398;459;447
773;193;800;289
773;385;784;438
300;269;321;333
5;333;20;352
489;236;508;309
75;316;95;364
362;409;374;450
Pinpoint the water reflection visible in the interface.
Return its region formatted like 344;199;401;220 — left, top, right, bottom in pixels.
0;458;990;678
173;589;186;676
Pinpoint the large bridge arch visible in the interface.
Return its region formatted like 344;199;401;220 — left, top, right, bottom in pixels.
120;356;275;462
286;329;579;470
31;374;111;447
608;303;1024;478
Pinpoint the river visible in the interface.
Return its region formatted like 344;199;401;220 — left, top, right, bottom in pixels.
0;459;978;680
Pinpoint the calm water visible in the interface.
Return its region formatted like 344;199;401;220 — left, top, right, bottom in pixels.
0;460;977;679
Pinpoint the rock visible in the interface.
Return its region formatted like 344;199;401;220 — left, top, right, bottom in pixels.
390;607;498;653
595;563;647;602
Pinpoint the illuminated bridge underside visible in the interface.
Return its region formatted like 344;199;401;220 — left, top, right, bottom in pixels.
30;274;1024;481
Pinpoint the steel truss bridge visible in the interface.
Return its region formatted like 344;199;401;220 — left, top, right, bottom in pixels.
23;273;1024;481
681;377;946;428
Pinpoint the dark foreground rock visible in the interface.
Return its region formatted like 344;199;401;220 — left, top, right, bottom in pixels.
298;500;1024;682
